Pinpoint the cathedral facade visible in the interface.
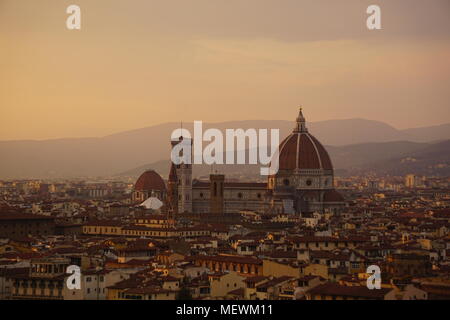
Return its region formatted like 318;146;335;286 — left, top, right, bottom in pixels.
133;109;345;215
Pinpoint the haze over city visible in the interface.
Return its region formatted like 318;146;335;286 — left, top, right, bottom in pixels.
1;0;450;140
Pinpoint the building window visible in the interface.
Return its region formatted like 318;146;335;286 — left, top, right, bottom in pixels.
283;179;290;186
306;179;312;186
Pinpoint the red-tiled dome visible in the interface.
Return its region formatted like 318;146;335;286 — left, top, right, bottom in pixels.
278;109;333;171
134;170;166;191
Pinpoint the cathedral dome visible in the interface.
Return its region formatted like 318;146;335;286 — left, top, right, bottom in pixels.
278;109;333;171
134;170;166;191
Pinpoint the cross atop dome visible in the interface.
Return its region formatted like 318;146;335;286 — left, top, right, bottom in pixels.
294;106;308;133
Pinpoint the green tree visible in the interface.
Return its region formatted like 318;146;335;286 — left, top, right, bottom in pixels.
176;286;193;300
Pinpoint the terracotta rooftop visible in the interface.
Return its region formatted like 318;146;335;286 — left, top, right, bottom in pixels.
307;282;391;299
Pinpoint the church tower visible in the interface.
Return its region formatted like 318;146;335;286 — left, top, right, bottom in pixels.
166;161;178;216
210;174;225;215
171;136;193;213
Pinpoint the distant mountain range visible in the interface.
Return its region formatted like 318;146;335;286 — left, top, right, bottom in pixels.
120;140;450;179
356;140;450;176
0;119;448;179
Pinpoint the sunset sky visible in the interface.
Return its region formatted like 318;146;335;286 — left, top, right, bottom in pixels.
1;0;449;140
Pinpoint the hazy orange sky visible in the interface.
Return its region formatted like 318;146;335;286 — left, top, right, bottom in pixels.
1;0;449;140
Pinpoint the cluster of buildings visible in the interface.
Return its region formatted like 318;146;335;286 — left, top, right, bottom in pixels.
0;110;449;300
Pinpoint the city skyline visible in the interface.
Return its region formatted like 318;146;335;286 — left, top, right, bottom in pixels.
0;1;449;304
